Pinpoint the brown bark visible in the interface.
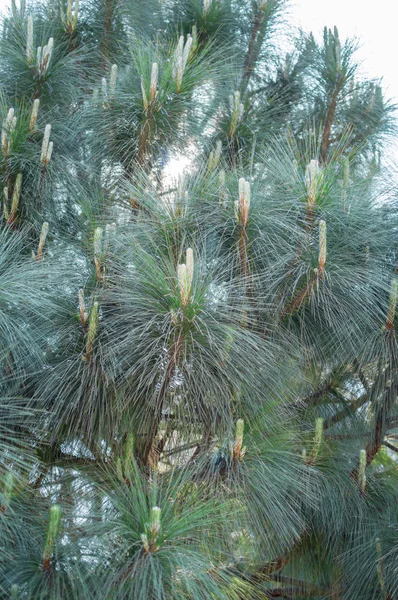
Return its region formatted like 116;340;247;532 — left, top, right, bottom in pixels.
320;81;343;164
351;366;396;480
280;271;319;318
140;333;183;466
241;8;265;91
100;0;117;69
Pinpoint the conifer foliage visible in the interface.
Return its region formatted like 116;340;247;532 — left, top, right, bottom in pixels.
0;1;397;598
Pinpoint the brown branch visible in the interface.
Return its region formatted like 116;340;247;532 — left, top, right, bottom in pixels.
100;0;117;69
353;358;371;393
140;332;184;466
280;270;320;319
351;369;396;479
320;79;344;164
164;439;205;457
290;379;335;410
323;391;369;431
382;440;398;454
267;574;327;597
241;7;266;91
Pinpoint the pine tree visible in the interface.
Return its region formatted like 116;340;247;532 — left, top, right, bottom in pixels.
0;1;397;598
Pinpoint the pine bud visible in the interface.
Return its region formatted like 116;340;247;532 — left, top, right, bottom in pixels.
40;124;51;164
186;247;194;288
37;221;49;261
9;173;22;223
178;263;190;306
173;36;184;92
36;46;42;70
358;448;367;492
41;37;54;75
318;219;326;273
10;116;17;134
66;0;73;21
243;181;250;225
2;108;15;154
229;90;243;137
6;108;15;126
26;15;34;63
46;141;53;163
85;301;99;358
302;448;307;462
142;505;161;552
182;35;192;71
63;0;79;32
42;504;61;571
29;98;40;131
73;0;79;28
78;289;87;325
238;177;245;202
203;0;212;14
305;159;321;207
149;506;161;537
93;227;103;255
8;117;17;154
234;418;244;459
109;64;117;100
150;62;158;102
237;178;250;226
1;126;7;156
312;417;323;460
386;278;397;330
141;533;150;552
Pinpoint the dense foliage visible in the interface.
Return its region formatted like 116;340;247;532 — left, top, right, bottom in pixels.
1;1;398;598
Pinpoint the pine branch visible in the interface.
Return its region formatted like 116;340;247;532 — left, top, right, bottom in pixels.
320;79;345;163
241;7;266;91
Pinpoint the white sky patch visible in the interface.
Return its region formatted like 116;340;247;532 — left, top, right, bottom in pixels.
163;152;193;187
